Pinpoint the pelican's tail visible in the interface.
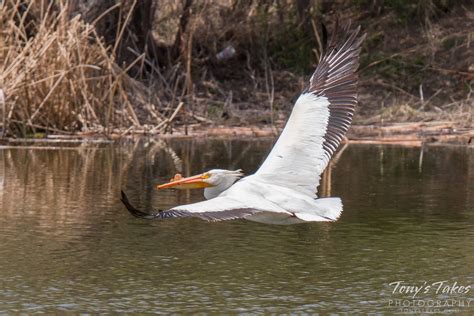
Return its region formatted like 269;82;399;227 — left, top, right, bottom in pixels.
294;197;343;222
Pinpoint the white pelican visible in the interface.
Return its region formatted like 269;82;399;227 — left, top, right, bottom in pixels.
121;23;365;225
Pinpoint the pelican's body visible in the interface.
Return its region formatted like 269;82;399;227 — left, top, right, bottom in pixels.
171;174;342;225
121;23;366;225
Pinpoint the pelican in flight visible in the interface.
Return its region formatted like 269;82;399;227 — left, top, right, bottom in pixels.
121;23;365;225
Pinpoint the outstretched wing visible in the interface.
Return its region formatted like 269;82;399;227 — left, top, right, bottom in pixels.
255;23;365;196
121;191;260;222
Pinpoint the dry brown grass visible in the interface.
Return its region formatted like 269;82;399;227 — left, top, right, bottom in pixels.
356;98;473;129
0;1;165;137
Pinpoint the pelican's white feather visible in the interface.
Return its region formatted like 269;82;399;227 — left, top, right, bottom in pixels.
256;93;331;196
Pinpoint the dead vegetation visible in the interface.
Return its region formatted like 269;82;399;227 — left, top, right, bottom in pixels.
0;0;472;138
2;2;123;136
0;1;171;137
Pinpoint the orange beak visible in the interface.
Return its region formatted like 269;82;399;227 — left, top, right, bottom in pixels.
157;173;212;190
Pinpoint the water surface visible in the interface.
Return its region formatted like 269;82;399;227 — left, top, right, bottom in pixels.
0;139;473;314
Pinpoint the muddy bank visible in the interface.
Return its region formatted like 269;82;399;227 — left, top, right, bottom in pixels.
1;122;472;148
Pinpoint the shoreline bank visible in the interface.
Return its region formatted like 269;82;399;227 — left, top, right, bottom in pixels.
1;122;472;147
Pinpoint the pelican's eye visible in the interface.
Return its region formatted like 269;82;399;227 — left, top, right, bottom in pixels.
201;173;210;179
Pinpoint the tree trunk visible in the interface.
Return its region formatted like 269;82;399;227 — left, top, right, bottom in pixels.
69;0;163;76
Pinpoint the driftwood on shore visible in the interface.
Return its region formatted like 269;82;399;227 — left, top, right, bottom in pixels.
347;122;473;146
1;121;472;147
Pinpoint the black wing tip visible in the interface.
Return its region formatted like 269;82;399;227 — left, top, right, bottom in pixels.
120;190;128;203
120;190;157;219
327;20;365;50
120;190;134;211
306;20;366;160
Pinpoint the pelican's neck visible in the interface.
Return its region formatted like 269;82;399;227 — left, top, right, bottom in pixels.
204;177;237;200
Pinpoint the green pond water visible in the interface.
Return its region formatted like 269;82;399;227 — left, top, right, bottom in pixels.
0;139;473;314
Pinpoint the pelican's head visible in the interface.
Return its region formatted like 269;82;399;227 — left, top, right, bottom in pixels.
157;169;244;193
